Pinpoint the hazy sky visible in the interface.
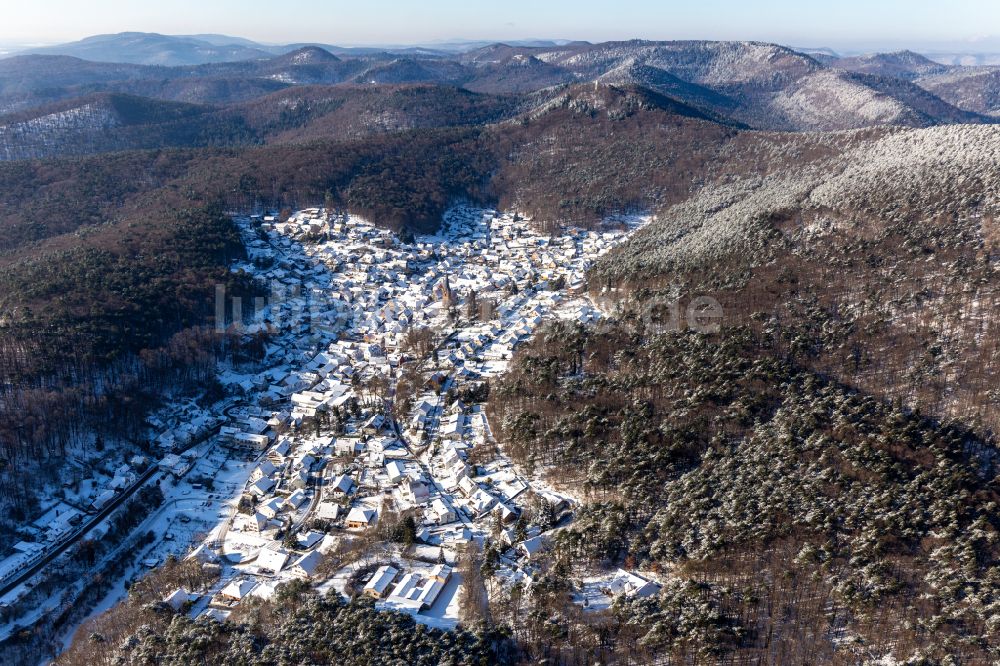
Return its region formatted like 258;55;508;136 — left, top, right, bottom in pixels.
2;0;999;49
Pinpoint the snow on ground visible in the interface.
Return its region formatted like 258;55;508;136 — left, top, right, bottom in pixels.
572;576;615;612
37;205;658;645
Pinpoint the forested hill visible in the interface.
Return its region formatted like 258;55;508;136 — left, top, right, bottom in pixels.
589;123;1000;434
481;116;1000;664
489;320;1000;662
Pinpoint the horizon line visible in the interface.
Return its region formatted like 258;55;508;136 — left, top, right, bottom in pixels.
4;31;1000;56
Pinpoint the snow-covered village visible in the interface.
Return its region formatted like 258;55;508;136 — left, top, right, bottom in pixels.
8;3;1000;659
0;205;663;645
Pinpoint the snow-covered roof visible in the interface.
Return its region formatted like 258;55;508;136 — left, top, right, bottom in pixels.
364;565;399;596
317;501;341;520
221;579;257;599
284;489;308;509
346;506;375;525
296;530;323;550
331;474;354;494
608;569;661;598
256;547;289;574
163;587;191;611
519;535;548;559
291;550;323;577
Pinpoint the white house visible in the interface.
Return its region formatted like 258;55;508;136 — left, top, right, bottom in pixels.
244;512;270;534
441;413;464;440
385;460;405;483
317;502;341;521
284;489;308;510
267;439;291;464
258;497;283;520
290;550;323;579
518;535;549;560
345;506;376;529
296;530;323;550
250;460;278;484
163;587;192;611
335;438;363;457
220;579;257;602
429;563;452;583
465;488;497;516
386;572;447;610
91;489;117;512
358;413;379;433
429;498;456;524
233;432;271;449
256;546;289;575
330;474;354;497
247;477;275;499
607;569;661;599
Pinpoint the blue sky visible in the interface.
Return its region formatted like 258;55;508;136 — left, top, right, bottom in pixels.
3;0;999;49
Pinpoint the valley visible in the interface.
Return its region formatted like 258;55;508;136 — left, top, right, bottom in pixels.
1;25;1000;664
34;204;648;660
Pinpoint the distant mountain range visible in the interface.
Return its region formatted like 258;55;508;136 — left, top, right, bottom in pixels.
799;36;1000;65
8;32;583;66
1;37;999;147
19;32;277;66
11;31;1000;67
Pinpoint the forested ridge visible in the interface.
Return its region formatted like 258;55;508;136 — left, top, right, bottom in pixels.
478;117;1000;664
0;85;523;161
489;320;1000;663
0;203;254;524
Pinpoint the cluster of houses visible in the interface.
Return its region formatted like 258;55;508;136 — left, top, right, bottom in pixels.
362;563;453;612
0;451;155;596
151;405;225;454
170;206;656;624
